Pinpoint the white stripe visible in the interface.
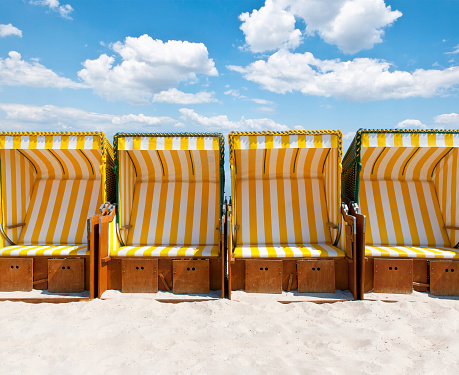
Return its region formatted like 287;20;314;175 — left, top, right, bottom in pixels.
20;136;29;149
161;182;175;244
272;136;282;149
368;133;378;147
172;137;181;150
53;136;61;149
239;136;249;150
204;137;213;150
188;137;197;150
140;137;149;150
123;137;133;150
402;133;412;147
255;179;265;245
322;134;331;148
306;135;314;148
289;135;298;148
68;136;77;149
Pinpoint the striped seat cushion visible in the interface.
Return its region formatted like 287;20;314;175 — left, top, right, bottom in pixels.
365;245;459;259
359;180;450;247
126;181;219;247
112;245;219;258
0;244;88;256
234;243;344;259
18;179;101;245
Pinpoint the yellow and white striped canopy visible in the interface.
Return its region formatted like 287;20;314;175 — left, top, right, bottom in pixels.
351;129;459;250
229;130;342;257
115;133;223;251
0;131;114;253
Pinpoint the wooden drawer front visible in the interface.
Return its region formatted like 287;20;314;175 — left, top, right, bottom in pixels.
48;259;85;293
173;260;210;294
121;259;158;293
0;258;33;292
245;260;282;294
298;259;335;293
430;261;459;296
374;258;413;294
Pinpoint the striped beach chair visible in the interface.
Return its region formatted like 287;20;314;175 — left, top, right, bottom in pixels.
342;129;459;295
98;133;225;296
0;131;114;299
227;130;359;298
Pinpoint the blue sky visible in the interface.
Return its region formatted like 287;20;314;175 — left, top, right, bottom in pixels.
0;0;458;155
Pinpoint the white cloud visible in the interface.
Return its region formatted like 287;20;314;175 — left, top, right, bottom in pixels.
223;88;275;106
239;0;402;54
397;119;427;129
239;0;302;53
152;88;217;104
179;108;289;132
78;35;218;105
0;24;22;38
30;0;73;19
343;131;355;139
0;51;85;89
446;44;459;55
434;113;459;126
0;103;177;139
228;50;459;101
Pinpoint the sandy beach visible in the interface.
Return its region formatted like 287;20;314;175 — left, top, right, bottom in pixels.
0;292;458;374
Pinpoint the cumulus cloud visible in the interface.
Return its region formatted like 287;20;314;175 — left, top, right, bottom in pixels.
343;131;355;140
30;0;73;19
78;35;218;105
0;51;85;89
152;88;217;104
397;119;427;129
227;50;459;101
0;103;177;139
239;0;402;54
0;24;22;38
434;113;459;126
179;108;289;132
239;0;302;53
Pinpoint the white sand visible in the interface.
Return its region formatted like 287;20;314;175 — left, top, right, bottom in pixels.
0;292;458;374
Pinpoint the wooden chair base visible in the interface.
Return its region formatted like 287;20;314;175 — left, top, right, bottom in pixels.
105;258;221;295
245;260;282;293
430;260;459;296
0;257;90;294
0;258;33;291
230;258;347;294
48;258;85;293
121;259;158;293
365;258;459;296
173;260;209;294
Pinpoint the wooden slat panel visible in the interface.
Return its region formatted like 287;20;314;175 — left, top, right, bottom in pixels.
172;260;210;294
48;259;85;293
297;259;335;293
373;258;413;294
121;259;158;293
430;260;459;296
33;257;48;290
0;258;33;291
245;260;282;294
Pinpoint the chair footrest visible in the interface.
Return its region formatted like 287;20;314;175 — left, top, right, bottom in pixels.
121;259;158;293
297;259;335;293
374;259;413;294
48;259;85;293
430;260;459;296
0;258;33;291
173;260;210;294
245;260;282;294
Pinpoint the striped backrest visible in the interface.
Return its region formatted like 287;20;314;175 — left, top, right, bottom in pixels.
0;132;114;245
229;131;342;246
115;133;224;246
351;130;459;248
18;179;102;245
